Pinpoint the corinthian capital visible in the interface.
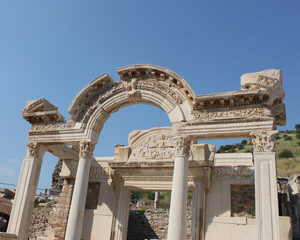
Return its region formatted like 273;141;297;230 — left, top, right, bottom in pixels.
79;140;95;159
250;130;278;153
26;142;39;158
172;136;191;157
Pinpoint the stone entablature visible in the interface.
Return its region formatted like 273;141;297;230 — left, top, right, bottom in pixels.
22;65;285;145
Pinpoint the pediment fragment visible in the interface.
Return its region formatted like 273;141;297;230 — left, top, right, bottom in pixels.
21;98;64;123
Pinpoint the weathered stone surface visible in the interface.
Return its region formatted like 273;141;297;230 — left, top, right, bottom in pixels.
241;69;282;90
231;184;255;218
22;98;64;124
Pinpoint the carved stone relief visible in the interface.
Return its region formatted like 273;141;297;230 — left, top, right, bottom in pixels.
214;166;254;179
241;69;282;90
30;121;76;132
129;134;176;161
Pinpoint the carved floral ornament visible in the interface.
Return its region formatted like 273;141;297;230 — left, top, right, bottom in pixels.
79;140;95;159
250;130;278;153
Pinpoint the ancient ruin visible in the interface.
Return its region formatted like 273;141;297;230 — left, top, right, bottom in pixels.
0;65;289;240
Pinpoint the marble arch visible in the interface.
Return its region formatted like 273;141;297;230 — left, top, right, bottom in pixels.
68;64;197;142
3;65;288;240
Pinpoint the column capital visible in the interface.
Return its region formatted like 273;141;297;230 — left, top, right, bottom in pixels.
26;141;39;158
250;130;278;153
79;140;95;159
172;135;191;158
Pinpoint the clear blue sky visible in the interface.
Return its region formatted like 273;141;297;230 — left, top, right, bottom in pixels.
0;1;299;189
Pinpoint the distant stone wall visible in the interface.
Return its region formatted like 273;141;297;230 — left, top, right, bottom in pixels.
51;160;64;195
231;184;255;217
127;201;192;240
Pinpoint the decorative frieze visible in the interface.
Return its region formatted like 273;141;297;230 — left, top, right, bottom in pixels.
250;130;278;153
192;107;266;120
79;141;95;159
117;65;196;107
214;166;254;179
30;121;76;132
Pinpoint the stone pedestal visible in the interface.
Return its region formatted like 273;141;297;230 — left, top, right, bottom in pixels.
7;142;45;240
65;141;95;240
167;136;190;240
251;131;280;240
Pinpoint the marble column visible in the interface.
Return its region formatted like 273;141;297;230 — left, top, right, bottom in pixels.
154;191;160;209
65;140;95;240
251;130;280;240
167;136;190;240
7;142;45;240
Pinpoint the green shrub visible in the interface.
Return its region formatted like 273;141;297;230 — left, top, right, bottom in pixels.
276;135;281;140
298;142;300;146
297;132;300;140
278;149;294;158
241;140;248;145
295;124;300;131
228;148;237;153
245;149;252;153
238;144;244;150
140;208;148;213
284;136;293;141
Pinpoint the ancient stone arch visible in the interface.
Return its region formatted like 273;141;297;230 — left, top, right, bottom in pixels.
3;65;287;240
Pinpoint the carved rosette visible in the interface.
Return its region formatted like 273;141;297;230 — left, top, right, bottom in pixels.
250;130;278;153
26;142;39;158
79;141;95;159
172;136;191;158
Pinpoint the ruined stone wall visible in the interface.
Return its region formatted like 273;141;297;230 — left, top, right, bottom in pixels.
28;178;74;240
127;201;192;240
29;206;55;239
52;178;74;239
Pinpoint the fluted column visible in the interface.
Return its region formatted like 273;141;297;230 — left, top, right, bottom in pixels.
65;140;95;240
250;130;280;240
7;142;45;240
167;136;191;240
